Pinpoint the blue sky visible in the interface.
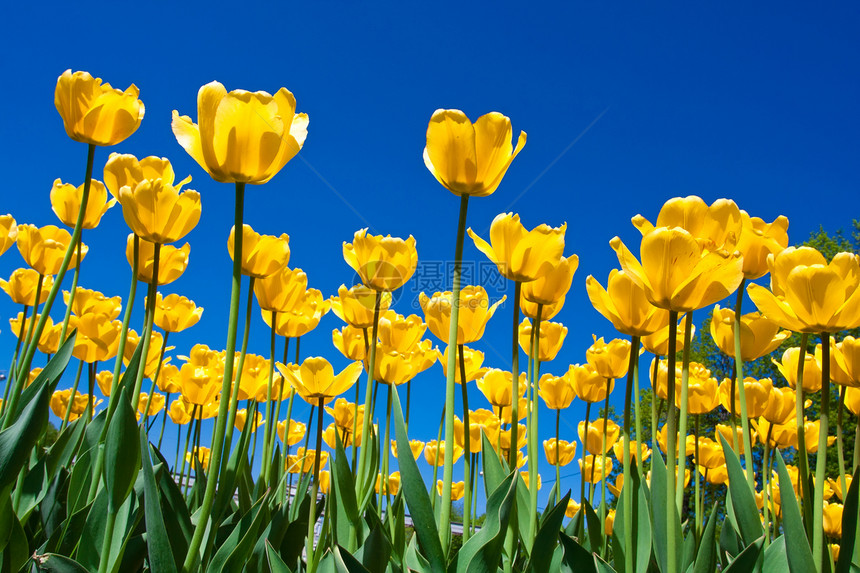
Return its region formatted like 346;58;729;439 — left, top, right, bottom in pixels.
2;2;859;511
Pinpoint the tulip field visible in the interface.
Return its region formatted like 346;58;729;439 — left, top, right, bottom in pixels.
1;69;859;573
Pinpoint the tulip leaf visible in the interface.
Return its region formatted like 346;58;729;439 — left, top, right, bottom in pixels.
480;432;505;499
354;521;391;573
206;495;268;573
405;536;433;573
5;330;73;426
454;471;517;573
582;497;603;555
212;416;253;525
649;450;682;573
515;472;533;555
723;535;765;573
526;492;570;573
774;449;816;573
391;388;446;573
139;427;178;573
762;535;787;573
335;545;372;573
611;462;650;573
103;388;140;513
718;435;763;546
836;465;860;573
693;503;719;573
333;429;363;550
558;533;597;573
32;553;91;573
45;416;87;478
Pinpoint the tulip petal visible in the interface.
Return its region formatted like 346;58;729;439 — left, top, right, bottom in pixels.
467;228;500;269
424;109;478;194
747;283;807;332
171;112;209;177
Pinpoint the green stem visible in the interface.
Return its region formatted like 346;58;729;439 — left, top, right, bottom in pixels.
508;281;522;470
599;377;610;554
131;243;160;410
732;280;755;493
651;357;659;456
382;384;394;512
440;193;469;554
353;329;367;470
17;276;44;382
794;333;812;532
223;276;256;454
142;332;169;427
431;405;444;512
813;332;831;572
836;385;847;504
357;292;383;503
406;380;411;428
633;347;643;481
580;401;592;509
61;361;84;431
59;235;83;343
178;405;197;493
459;344;472;543
261;313;278;484
622;336;640;573
675;312;693;511
2;305;29;416
527;308;542;549
763;423;774;545
555;409;561;503
181;181;245;573
665;310;679;573
97;509;118;573
305;397;325;572
694;414;701;542
158;392;170;450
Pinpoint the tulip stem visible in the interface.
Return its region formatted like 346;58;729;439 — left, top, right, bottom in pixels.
599;377;611;554
555;409;561;503
131;243;160;410
440;193;469;555
675;312;693;511
182;182;245;573
306;396;325;572
665;310;679;573
406;380;411;428
527;307;542;550
143;332;169;427
836;385;847;506
354;329;367;470
763;423;774;544
59;234;83;344
178;405;197;493
18;275;44;381
2;305;29;416
693;413;701;543
261;313;278;485
794;333;812;532
431;405;445;512
508;281;522;470
813;332;831;572
651;357;659;457
357;291;382;509
61;361;84;431
10;143;95;423
633;348;644;482
580;401;592;511
159;392;170;450
459;344;472;542
223;276;256;458
622;336;640;573
382;384;394;516
732;281;756;494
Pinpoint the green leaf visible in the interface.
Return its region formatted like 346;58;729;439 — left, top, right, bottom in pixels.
66;445;94;515
355;521;391;573
5;330;74;426
206;495;268;573
480;432;505;499
140;427;179;573
212;416;253;525
391;389;446;573
33;553;90;572
719;517;743;564
718;435;763;546
266;540;293;573
611;463;650;573
454;471;518;573
774;449;816;573
103;388;140;513
649;451;682;573
558;533;597;573
335;546;372;573
333;429;362;551
583;497;603;555
723;536;764;573
150;444;192;561
692;503;719;573
762;536;787;573
836;465;860;573
527;492;570;573
45;416;87;478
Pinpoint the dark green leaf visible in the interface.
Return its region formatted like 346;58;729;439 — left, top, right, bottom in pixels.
266;540;293;573
558;533;597;573
719;435;763;546
762;536;787;573
836;465;860;573
103;388;140;513
455;472;518;573
528;492;570;573
0;367;53;491
693;503;718;573
206;495;268;573
774;450;816;573
355;521;391;573
5;331;74;425
140;427;178;573
480;432;505;499
723;536;764;573
583;497;603;555
333;428;362;551
33;553;90;573
649;451;682;573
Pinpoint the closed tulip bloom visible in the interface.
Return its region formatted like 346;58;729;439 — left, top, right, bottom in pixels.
834;336;860;387
325;398;364;431
254;267;307;313
578;419;621;455
735;211;789;279
477;369;527;408
50;389;89;421
367;343;415;386
829;475;853;502
178;362;220;406
468;213;566;283
715;424;757;454
694;437;725;469
51;179;116;229
391;439;424;460
748;247;860;333
657;425;696;456
167;397;193;425
124;329;171;378
753;418;797;449
377;311;426;354
424;440;464;466
157;364;182;394
632;196;743;253
343;230;418;292
605;510;616;536
521;293;566;321
277;357;363;405
0;268;52;306
0;215;17;257
641;314;694;356
64;287;122;320
679;363;720;414
153;293;203;333
17;224;87;275
586;269;669;336
375;472;401;495
423;109;526;197
96;370;114;397
565;499;581;518
37;322;63;355
234;409;264;432
537;372;576;410
522;254;579;305
332;325;366;361
612;440;651;464
55;70;144;146
803;419;836;453
138;393;165;417
710;306;791;361
518;319;567;362
847;387;860;416
823;503;843;539
228;225;289;278
172;81;308;184
580;455;613;484
612;226;744;312
501;448;528;469
499;424;529;452
263;289;330;338
278;419;307;446
455;409;501;453
774;347;822;393
521;471;542;491
438;345;488;385
718;377;773;418
586;336;630;379
229;353;270;401
118;178;201;245
544;439;577;466
104;154;190;201
420;286;505;345
127;236;190;286
761;386;798;425
437;480;466;501
700;465;728;486
288;448;327;474
330;284;392;328
819;341;854;387
569;363;614;403
608;474;625;498
186;447;211;470
9;313;54;347
74;314;123;363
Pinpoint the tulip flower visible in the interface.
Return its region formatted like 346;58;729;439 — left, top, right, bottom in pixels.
332;325;367;361
277;357;363;406
227;225;289;278
36;322;63;355
679;363;719;415
693;437;725;469
522;254;578;306
423;109;526;197
178;361;220;407
454;409;500;452
518;319;567;361
774;347;822;393
829;475;853;502
172;81;308;184
632;196;743;253
656;426;696;457
718;377;773;418
735;211;789;279
137;392;165;417
104;154;191;200
537;372;576;410
167;397;193;425
477;369;527;409
51;179;116;229
436;480;466;501
565;499;581;518
419;286;505;345
710;306;791;362
325;398;364;431
580;455;613;483
391;439;424;460
0;269;52;306
277;419;307;446
187;447;211;471
823;503;843;538
468;213;566;283
9;313;51;346
578;419;621;455
376;311;426;354
127;236;190;285
157;364;181;394
50;389;89;421
437;345;488;385
568;363;614;403
64;287;122;320
544;439;577;466
802;419;836;454
499;424;529;452
330;284;392;328
715;424;757;454
96;370;114;397
234;409;264;432
586;336;630;379
521;293;566;321
424;440;464;466
761;386;798;425
124;329;170;378
641;314;694;356
605;510;616;536
612;440;651;464
17;224;87;276
153;293;203;333
0;215;17;256
343;230;418;292
254;266;308;313
55;70;145;146
521;471;542;491
118;178;201;245
262;289;330;338
376;472;401;496
586;269;669;336
73;314;123;363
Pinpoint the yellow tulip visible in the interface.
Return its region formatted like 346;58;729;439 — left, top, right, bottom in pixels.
104;153;186;197
748;247;860;333
325;398;364;431
178;362;220;407
569;363;614;403
319;470;332;494
9;313;50;345
277;419;307;447
0;215;17;257
468;213;566;282
608;474;624;497
50;389;89;421
578;419;620;455
424;440;464;466
632;196;743;253
760;386;798;425
521;293;565;321
709;306;791;361
330;284;392;328
137;392;165;416
232;353;271;401
437;345;488;385
580;455;613;483
157;363;182;394
254;267;307;313
735;211;789;279
518;319;567;361
50;179;116;229
521;471;542;491
0;268;52;306
124;329;170;378
715;424;757;454
96;370;114;397
36;321;63;355
700;465;728;486
54;70;144;146
657;426;696;457
437;480;466;501
693;437;725;469
127;236;190;286
544;439;577;466
277;357;363;405
172;81;308;184
833;336;860;387
586;336;630;379
118;177;201;245
423;109;526;197
845;386;860;416
718;377;773;418
227;225;289;278
820;341;854;387
16;224;87;276
419;286;505;345
64;287;122;320
153;293;203;333
376;472;401;496
187;447;211;471
612;440;651;464
565;499;581;518
343;230;418;292
641;313;694;356
774;346;822;393
477;369;527;408
680;363;720;415
829;475;853;502
823;503;843;538
454;409;500;453
803;419;836;454
499;424;528;452
366;343;416;386
377;310;426;354
522;254;579;305
391;439;424;461
537;372;576;410
234;409;264;433
605;510;616;536
73;314;123;363
262;289;330;338
332;325;366;361
167;397;193;425
586;269;669;336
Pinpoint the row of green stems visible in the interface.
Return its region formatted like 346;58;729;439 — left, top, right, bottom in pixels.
459;344;472;542
732;281;756;494
622;335;641;573
675;312;693;511
527;306;542;549
812;331;831;573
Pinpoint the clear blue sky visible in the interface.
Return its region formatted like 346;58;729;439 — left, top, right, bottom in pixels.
2;1;859;511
